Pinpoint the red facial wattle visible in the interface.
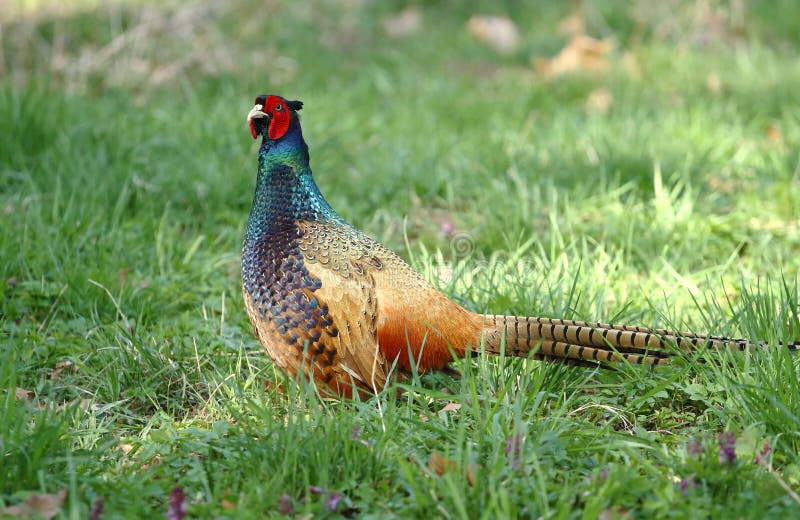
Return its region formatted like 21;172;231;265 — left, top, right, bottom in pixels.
265;97;290;140
248;95;301;140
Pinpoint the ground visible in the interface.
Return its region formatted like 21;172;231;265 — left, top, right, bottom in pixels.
2;1;800;517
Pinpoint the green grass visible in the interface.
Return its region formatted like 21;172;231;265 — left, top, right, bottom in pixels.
2;0;800;517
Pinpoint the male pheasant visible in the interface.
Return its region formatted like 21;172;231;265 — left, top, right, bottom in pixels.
242;94;798;398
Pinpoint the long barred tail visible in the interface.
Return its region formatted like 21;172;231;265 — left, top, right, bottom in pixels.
480;315;800;366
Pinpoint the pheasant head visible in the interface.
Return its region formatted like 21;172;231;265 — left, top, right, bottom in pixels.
247;94;304;140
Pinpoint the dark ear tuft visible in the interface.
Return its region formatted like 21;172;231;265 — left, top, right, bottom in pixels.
287;100;303;111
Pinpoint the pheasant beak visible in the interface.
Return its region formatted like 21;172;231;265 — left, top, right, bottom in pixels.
247;104;270;139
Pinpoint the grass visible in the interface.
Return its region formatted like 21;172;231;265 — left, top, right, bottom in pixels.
2;0;800;517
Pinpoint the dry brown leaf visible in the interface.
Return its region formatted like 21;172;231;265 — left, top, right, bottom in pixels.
427;451;475;486
264;379;285;393
0;489;67;519
14;387;34;400
766;124;782;143
706;72;721;94
586;87;613;114
468;15;520;53
439;402;462;413
381;8;421;39
118;443;135;455
428;450;455;476
56;397;94;413
708;175;738;194
558;12;585;37
141;454;163;469
599;506;632;520
49;361;77;380
535;35;613;78
221;498;237;510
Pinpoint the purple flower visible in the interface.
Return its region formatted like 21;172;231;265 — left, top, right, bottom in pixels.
350;425;361;440
166;487;187;520
680;476;697;495
755;442;771;465
328;492;343;511
686;437;704;458
88;496;105;520
588;468;609;483
308;486;346;512
718;431;737;465
505;433;523;469
277;493;293;515
439;220;456;238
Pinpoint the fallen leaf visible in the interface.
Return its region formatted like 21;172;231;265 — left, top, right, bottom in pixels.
535;34;613;78
118;443;135;455
382;8;421;39
221;498;236;510
468;15;521;53
706;72;721;94
141;454;163;469
427;451;475;486
586;87;613;114
466;464;476;486
439;402;462;413
427;450;455;476
264;379;285;393
0;489;67;519
54;397;94;413
599;506;632;520
14;387;34;400
49;361;77;380
766;124;782;143
558;11;585;37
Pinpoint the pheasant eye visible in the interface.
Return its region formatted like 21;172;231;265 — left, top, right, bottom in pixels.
274;103;283;111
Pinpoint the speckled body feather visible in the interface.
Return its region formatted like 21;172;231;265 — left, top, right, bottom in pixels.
242;94;800;398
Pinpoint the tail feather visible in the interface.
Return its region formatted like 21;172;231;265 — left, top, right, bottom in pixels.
535;339;670;365
481;315;800;364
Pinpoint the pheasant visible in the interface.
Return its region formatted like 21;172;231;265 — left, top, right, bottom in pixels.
242;94;799;398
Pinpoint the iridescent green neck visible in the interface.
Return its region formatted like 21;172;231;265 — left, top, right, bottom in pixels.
244;126;341;244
